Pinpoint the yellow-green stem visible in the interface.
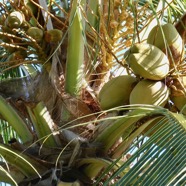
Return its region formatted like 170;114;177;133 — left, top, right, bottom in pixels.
65;0;86;96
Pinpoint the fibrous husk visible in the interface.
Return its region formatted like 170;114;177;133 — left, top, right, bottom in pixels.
130;79;169;107
147;23;184;68
170;76;186;114
99;75;137;110
125;43;170;80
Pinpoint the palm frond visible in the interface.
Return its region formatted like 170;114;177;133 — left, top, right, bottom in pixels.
98;108;186;186
0;96;33;143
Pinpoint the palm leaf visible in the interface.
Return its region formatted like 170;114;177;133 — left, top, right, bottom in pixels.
0;96;33;143
0;165;20;185
100;108;186;185
0;144;47;179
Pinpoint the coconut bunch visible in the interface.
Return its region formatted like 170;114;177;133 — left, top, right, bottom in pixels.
0;2;63;66
99;23;185;112
93;23;184;163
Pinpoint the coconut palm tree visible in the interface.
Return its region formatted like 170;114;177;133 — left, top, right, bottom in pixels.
0;0;185;185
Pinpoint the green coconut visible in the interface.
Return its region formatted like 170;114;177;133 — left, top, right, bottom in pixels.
147;23;184;66
125;43;170;80
130;79;169;107
99;75;137;110
7;50;27;61
6;11;24;28
44;29;63;43
27;27;44;42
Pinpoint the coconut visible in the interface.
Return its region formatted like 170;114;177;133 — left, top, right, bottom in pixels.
147;23;184;67
170;76;186;114
6;11;24;28
130;79;169;107
44;29;63;43
7;50;27;61
125;43;170;80
27;27;44;43
99;75;137;110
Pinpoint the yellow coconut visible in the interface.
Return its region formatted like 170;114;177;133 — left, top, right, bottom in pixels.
130;79;169;107
125;43;170;80
99;75;137;110
147;23;184;67
27;27;44;43
170;76;186;115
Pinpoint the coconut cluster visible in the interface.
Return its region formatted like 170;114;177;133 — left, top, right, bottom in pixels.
0;4;63;63
99;23;185;113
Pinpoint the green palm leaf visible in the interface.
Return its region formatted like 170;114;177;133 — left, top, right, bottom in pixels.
101;109;186;186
